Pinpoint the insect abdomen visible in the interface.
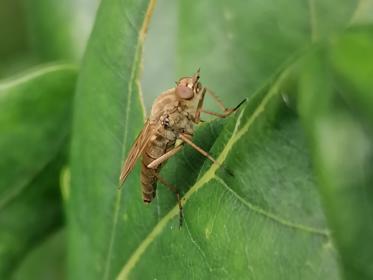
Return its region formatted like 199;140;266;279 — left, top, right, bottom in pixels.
140;136;170;203
140;154;159;203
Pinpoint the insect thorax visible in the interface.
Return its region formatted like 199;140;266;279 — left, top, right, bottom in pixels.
162;106;194;135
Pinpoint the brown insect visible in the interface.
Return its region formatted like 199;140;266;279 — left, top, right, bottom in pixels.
119;69;244;226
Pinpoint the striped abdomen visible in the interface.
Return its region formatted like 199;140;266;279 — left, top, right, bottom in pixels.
140;133;174;203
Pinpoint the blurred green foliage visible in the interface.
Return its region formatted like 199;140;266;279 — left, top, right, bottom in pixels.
298;27;373;278
0;0;372;279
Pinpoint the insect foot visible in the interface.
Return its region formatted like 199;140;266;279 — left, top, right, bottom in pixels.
233;98;247;111
223;98;247;117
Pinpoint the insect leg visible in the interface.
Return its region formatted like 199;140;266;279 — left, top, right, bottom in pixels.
199;109;232;118
194;87;207;124
178;133;234;176
196;88;246;121
155;174;183;228
178;133;218;164
205;88;227;112
147;144;183;169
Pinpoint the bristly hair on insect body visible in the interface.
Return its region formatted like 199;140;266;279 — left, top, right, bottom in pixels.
119;69;245;228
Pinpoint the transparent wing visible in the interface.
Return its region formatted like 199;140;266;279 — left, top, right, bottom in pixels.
119;120;154;186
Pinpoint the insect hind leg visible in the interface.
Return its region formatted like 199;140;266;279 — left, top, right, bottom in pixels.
155;174;183;228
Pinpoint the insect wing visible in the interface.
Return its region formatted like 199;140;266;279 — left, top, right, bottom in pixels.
119;120;154;185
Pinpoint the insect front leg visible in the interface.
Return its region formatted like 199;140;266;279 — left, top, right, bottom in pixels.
155;174;183;228
178;133;222;167
147;144;183;169
197;88;246;120
178;133;234;176
194;87;207;124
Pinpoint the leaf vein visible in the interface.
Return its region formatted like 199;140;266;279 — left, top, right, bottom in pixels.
0;64;77;93
214;175;329;237
184;220;213;272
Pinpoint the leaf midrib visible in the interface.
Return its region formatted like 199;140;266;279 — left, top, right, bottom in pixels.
102;1;157;279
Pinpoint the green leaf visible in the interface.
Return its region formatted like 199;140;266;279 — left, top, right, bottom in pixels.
0;64;77;277
298;28;373;280
0;1;36;77
68;1;365;279
116;71;340;280
68;0;154;279
0;154;65;278
0;64;77;199
14;230;66;280
0;1;28;58
25;0;100;61
329;25;373;121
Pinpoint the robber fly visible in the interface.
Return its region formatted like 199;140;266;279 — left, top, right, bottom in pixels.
119;69;244;226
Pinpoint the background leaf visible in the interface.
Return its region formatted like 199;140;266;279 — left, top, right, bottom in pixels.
24;0;100;61
14;230;66;280
0;64;77;277
177;0;357;104
298;27;373;280
0;0;99;79
0;0;36;77
141;0;177;110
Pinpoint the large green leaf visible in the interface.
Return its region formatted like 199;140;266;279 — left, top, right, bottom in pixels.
68;0;366;279
298;27;373;280
116;71;341;280
0;64;77;277
68;0;155;279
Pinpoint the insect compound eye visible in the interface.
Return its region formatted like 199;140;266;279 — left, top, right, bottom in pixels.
175;85;194;100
